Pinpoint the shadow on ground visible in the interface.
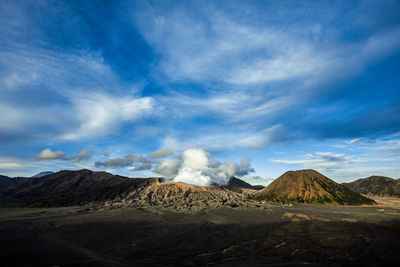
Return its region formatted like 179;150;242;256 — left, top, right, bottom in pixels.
0;205;399;266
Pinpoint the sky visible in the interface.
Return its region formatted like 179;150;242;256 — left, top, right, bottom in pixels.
0;0;399;185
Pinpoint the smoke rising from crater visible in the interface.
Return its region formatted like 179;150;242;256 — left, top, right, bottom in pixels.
153;149;254;186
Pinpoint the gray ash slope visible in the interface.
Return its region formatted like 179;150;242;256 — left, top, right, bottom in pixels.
109;180;250;211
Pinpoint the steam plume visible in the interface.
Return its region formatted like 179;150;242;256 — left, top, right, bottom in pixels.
153;149;254;186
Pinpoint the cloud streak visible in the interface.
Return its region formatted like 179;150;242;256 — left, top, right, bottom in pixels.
150;148;174;159
74;150;93;161
94;155;149;168
135;3;400;88
272;152;353;170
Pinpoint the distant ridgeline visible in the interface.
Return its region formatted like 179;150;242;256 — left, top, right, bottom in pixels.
342;176;400;198
0;171;53;192
0;169;376;208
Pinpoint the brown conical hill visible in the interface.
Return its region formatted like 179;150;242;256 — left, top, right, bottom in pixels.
255;169;375;205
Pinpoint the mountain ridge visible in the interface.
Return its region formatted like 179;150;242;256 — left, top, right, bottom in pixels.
1;169;378;208
31;171;54;178
342;176;400;197
0;170;256;209
1;169;159;207
0;175;29;192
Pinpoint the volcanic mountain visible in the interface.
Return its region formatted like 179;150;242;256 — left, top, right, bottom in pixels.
109;179;249;211
222;177;264;193
1;169;159;207
342;176;400;197
254;169;375;205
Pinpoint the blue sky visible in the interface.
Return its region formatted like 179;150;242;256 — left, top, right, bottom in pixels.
0;0;399;184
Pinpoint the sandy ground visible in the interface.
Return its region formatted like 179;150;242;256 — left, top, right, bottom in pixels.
0;203;400;266
370;196;400;209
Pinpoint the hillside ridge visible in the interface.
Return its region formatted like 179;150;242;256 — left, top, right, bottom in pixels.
342;176;400;197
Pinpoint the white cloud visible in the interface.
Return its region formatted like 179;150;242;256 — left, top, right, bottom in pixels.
173;149;230;186
1;91;155;143
61;92;154;140
0;40;157;142
37;148;65;160
179;149;209;170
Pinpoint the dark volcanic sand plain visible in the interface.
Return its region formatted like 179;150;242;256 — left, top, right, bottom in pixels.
1;202;400;267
